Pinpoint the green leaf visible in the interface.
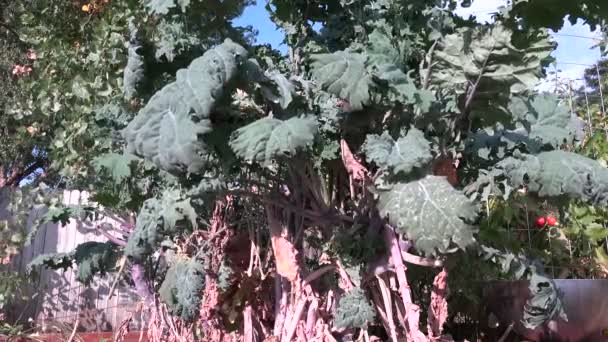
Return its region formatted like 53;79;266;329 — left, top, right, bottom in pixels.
217;260;233;291
366;30;434;111
260;70;295;109
144;0;190;15
27;242;118;285
362;128;432;176
377;176;479;255
73;242;120;284
508;94;575;148
310;51;372;111
123;39;247;174
27;252;73;273
334;287;376;329
468;94;574;159
432;24;553;94
230;116;317;165
430;24;554;123
159;258;205;321
584;225;608;241
498;151;608;205
507;0;608;32
153;19;201;62
522;273;568;329
125;189;197;260
92;152;138;184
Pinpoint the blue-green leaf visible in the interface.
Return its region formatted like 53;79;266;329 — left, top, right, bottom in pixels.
363;128;432;176
377;176;479;256
92;152;138;184
334;287;376;329
230;116;317;165
310;51;372;111
123;39;247;174
159;258;205;321
498;151;608;205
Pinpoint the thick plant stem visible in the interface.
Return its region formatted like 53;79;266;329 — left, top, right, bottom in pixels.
377;275;399;342
383;224;428;342
132;262;154;305
274;277;288;337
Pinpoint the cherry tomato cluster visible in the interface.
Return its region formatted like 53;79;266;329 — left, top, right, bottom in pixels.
535;215;557;228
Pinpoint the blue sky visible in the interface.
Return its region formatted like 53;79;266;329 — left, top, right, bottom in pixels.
234;0;604;91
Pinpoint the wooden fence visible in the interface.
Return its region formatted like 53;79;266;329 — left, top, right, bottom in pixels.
0;189;144;334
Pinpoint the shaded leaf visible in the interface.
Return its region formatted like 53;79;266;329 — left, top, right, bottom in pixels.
334;287;376;329
125;189;197;260
363;128;432;176
260;70;295;109
159;258;205;321
522;273;568;329
468;94;576;160
27;242;119;285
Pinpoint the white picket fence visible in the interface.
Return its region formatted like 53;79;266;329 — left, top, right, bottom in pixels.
0;189;144;333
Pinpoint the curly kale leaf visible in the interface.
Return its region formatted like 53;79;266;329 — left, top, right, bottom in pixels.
230;116;317;165
159;259;205;321
362;128;432;176
242;60;295;109
497;151;608;205
334;287;376;329
522;273;568;329
366;29;434;111
73;242;120;284
377;176;479;256
261;70;295;109
371;63;434;112
92;152;138;184
508;94;575;147
28;242;119;285
125;189;197;260
480;246;567;329
310;46;433;112
310;51;372;111
430;24;554;123
217;260;233;291
468;94;575;160
432;25;553;94
123;39;247;174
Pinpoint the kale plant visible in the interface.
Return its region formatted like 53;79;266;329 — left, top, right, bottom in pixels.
11;0;608;340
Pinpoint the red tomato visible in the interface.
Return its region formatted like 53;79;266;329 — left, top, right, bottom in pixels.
535;216;546;227
546;215;557;226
